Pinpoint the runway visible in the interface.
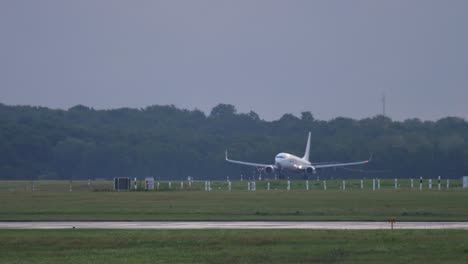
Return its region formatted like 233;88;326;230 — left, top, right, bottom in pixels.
1;221;468;230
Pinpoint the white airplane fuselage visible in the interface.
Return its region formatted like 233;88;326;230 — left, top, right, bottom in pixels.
274;152;311;171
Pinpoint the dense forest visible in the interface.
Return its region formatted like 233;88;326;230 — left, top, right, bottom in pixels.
0;103;467;180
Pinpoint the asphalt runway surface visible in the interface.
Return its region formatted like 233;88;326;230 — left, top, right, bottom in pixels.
1;221;468;230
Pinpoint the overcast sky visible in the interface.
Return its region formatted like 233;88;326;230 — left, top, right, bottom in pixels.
1;0;467;121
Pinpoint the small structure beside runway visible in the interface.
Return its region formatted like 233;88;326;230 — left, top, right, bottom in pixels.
114;177;130;192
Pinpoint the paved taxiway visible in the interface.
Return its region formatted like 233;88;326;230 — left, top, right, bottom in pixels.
1;221;468;230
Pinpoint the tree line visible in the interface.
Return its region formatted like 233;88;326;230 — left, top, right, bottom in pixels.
0;103;467;180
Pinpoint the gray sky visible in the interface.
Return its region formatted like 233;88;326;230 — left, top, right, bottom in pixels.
1;0;467;121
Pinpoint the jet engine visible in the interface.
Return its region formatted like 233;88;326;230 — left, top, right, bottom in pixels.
305;166;316;174
264;166;275;174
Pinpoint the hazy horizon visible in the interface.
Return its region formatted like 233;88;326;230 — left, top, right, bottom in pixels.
3;101;466;122
1;1;467;121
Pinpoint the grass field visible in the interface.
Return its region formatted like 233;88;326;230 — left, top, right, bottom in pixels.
1;180;467;221
1;229;467;263
2;181;467;263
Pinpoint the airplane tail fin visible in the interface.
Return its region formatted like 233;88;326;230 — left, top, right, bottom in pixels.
303;132;311;161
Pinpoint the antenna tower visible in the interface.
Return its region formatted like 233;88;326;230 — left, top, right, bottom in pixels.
381;92;386;117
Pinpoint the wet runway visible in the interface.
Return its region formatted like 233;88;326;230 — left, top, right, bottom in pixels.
1;221;468;230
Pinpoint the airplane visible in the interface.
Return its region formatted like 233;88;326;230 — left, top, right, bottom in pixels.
225;132;371;178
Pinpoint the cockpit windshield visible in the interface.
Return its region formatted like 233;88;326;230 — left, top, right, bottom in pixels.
276;154;286;159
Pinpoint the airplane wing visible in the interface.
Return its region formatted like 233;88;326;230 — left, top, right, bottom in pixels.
314;154;372;169
225;150;275;168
